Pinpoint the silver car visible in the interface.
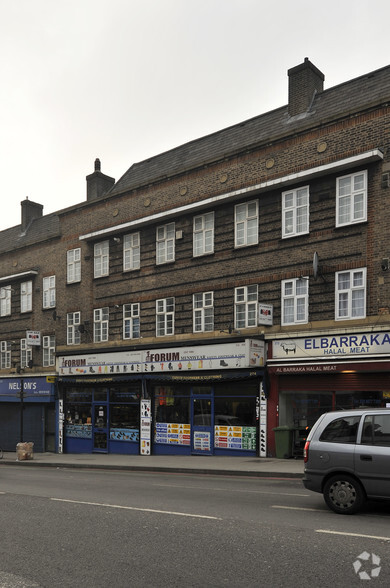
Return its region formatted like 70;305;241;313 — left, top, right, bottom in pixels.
302;408;390;514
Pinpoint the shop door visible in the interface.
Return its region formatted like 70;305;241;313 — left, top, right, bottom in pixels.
191;396;213;455
93;403;108;453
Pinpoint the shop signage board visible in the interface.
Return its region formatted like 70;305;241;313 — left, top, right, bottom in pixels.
26;330;41;346
57;339;265;376
193;431;211;451
272;332;390;360
0;377;53;398
214;426;256;450
155;422;191;445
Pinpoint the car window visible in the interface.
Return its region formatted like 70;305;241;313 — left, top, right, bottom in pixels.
361;414;390;446
319;416;360;443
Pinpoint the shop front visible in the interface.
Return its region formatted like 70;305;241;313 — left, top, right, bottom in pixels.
0;376;56;452
57;338;266;457
267;331;390;457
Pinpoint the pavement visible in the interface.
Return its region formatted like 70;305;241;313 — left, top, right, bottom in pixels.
0;451;304;478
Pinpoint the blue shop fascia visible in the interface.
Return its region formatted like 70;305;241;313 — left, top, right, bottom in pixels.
0;375;56;452
56;339;267;457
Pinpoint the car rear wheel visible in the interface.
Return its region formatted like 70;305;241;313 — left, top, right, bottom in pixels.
323;475;365;515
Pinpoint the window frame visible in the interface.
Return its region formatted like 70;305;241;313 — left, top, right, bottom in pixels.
21;281;32;313
156;222;175;265
234;285;258;329
67;248;81;283
20;338;32;369
0;340;11;369
43;335;55;367
0;286;11;317
282;185;309;238
67;311;81;345
43;276;56;309
335;268;366;320
234;201;259;248
193;212;215;257
281;277;309;325
94;240;109;278
123;303;140;340
336;170;367;227
94;307;109;343
156;297;175;336
193;291;214;333
123;232;140;271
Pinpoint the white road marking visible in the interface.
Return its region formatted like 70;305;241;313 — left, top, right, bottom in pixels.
50;497;222;520
272;505;322;512
316;529;390;541
153;483;309;497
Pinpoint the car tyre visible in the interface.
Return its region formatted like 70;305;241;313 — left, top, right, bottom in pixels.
323;475;365;515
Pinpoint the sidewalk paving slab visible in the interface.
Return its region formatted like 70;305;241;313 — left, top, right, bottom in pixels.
0;452;304;478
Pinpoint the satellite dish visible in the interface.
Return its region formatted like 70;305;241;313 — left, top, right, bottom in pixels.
313;251;319;281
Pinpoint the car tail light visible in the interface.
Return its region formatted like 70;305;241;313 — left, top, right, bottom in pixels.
303;440;310;463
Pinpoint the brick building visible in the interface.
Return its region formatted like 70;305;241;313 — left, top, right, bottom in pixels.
0;58;389;457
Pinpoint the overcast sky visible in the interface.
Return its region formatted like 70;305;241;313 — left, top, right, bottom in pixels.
1;0;389;231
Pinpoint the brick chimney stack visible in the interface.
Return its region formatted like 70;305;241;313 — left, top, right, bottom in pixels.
86;158;115;201
288;57;324;117
21;197;43;232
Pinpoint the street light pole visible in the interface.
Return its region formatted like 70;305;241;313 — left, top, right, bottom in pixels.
20;376;24;443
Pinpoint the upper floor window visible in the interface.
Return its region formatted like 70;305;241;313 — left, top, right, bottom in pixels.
67;311;81;345
94;240;109;278
156;297;174;336
235;285;258;328
43;335;55;367
282;278;308;325
21;281;32;313
156;223;175;265
67;248;81;283
123;303;140;339
94;307;109;342
193;212;214;256
43;276;56;309
123;233;140;271
336;170;367;227
0;341;11;369
235;201;258;247
282;186;309;238
20;338;32;369
193;292;214;333
336;268;366;320
0;286;11;317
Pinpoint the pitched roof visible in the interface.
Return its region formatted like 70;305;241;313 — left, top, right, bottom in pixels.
0;214;61;255
109;64;390;197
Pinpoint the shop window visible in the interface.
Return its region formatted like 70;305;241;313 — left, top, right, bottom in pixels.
110;404;140;442
65;403;92;439
154;386;190;447
94;240;109;278
193;212;214;256
21;281;32;313
235;201;258;247
0;286;11;317
282;186;309;238
156;222;175;265
67;248;81;283
123;232;140;271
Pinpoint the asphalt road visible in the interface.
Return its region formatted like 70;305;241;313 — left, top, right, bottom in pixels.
0;466;389;587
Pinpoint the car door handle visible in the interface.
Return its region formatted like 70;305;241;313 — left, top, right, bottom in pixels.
360;455;372;461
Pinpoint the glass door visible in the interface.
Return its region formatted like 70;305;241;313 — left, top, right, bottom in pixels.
93;403;108;452
191;395;213;455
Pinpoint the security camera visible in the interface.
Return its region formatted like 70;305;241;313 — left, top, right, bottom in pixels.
381;258;389;271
